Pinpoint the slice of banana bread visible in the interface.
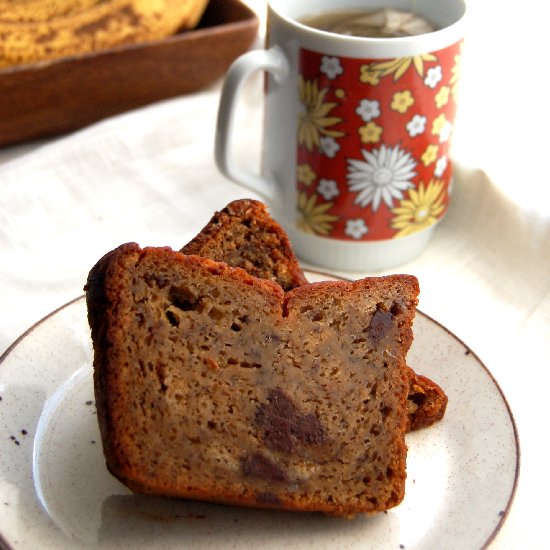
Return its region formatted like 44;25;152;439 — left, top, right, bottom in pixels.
181;199;307;291
182;199;447;431
86;243;419;516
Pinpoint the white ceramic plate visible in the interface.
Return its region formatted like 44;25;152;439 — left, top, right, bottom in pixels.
0;271;519;550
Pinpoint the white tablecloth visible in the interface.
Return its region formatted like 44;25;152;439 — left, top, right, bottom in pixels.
1;1;548;548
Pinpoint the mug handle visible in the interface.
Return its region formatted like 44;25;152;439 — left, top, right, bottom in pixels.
215;46;289;205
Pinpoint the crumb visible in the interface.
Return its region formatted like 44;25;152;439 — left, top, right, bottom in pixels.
85;400;93;406
21;429;27;435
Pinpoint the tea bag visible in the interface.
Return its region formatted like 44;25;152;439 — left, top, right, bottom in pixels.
331;9;434;37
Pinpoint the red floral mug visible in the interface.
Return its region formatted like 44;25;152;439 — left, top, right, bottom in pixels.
216;0;466;271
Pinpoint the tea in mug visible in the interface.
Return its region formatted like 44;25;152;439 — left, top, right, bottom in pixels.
299;8;435;38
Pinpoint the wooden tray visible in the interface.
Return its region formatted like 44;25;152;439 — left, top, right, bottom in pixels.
0;0;259;147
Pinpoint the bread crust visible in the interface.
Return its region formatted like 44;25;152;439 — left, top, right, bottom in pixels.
406;368;448;430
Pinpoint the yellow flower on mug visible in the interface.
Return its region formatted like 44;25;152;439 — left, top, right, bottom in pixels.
450;42;463;98
297;163;316;186
421;144;439;166
391;179;446;237
432;113;448;136
431;113;453;143
298;76;345;152
435;85;450;109
359;64;381;85
368;53;438;82
358;121;383;144
391;90;414;114
297;192;339;235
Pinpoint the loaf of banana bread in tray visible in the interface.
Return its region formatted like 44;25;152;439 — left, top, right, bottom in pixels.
182;199;447;431
85;242;419;516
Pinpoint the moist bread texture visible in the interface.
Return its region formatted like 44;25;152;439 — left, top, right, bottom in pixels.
86;243;419;516
182;199;447;431
181;199;308;292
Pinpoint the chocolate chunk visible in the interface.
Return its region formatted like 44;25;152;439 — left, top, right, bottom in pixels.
366;309;393;343
240;452;288;482
255;388;326;454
